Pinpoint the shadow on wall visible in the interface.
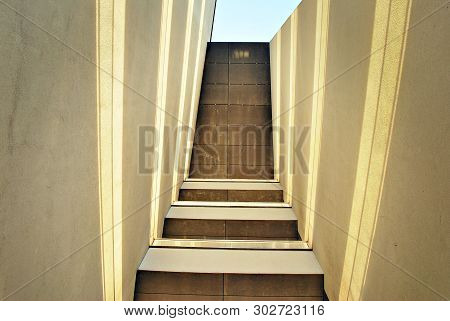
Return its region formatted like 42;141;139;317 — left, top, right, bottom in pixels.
315;0;449;300
272;0;450;300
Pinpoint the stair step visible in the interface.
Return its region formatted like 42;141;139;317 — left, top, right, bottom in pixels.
135;248;324;301
163;218;298;240
166;206;296;220
185;178;278;183
173;201;291;208
135;271;324;301
181;181;282;190
152;239;309;250
139;248;323;274
179;189;283;202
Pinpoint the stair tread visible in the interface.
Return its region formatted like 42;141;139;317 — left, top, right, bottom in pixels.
186;178;278;183
181;181;282;190
139;248;323;275
153;239;308;250
167;206;296;220
173;201;291;208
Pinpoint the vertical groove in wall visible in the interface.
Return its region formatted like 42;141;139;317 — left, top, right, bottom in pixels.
183;0;207;180
339;0;392;301
150;0;174;242
96;0;107;301
172;0;195;202
97;0;115;301
227;42;230;177
112;0;126;301
286;10;298;204
96;0;104;300
346;0;413;301
272;34;281;182
306;0;330;246
209;0;217;41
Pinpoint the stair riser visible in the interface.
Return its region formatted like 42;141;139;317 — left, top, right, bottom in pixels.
135;271;324;301
163;219;299;240
179;189;283;202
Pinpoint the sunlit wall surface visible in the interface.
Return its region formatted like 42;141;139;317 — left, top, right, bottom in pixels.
270;0;449;300
0;0;215;301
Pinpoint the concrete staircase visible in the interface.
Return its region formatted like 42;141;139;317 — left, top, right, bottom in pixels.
136;248;323;301
135;43;324;301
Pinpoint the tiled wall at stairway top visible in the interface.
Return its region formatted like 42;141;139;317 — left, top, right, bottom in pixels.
189;43;275;179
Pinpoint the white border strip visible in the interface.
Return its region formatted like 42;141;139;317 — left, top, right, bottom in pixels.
152;239;310;250
185;178;279;183
173;201;291;208
167;206;296;220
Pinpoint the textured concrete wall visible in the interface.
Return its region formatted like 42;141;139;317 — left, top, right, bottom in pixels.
0;0;215;300
0;0;103;300
291;0;317;239
153;0;216;239
121;0;162;301
270;0;449;300
278;17;292;191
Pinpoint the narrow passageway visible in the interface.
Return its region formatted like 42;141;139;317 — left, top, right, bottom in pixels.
135;43;324;301
2;0;447;304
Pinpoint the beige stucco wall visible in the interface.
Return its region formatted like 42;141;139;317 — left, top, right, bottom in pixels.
278;17;292;192
0;0;103;300
1;0;215;301
156;0;216;238
270;0;449;300
120;0;162;301
291;0;317;239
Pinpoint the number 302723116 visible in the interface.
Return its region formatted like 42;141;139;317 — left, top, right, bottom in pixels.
253;304;325;316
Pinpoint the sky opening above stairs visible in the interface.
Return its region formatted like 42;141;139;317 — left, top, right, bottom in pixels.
212;0;302;42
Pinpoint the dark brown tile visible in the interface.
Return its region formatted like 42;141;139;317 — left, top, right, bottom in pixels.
194;125;217;145
229;64;270;84
199;85;228;105
206;43;229;63
227;190;283;202
228;125;273;146
136;271;223;295
228;146;273;166
179;189;228;201
196;105;228;126
194;126;228;146
216;105;228;125
191;145;227;165
163;219;226;238
189;164;227;179
203;64;229;84
224;274;324;297
136;293;223;301
228;105;272;125
189;42;277;180
227;165;274;179
225;220;298;239
216;125;228;145
196;105;218;125
224;296;322;301
229;43;270;64
229;85;271;105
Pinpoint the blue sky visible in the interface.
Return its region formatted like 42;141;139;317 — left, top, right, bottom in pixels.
212;0;302;42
